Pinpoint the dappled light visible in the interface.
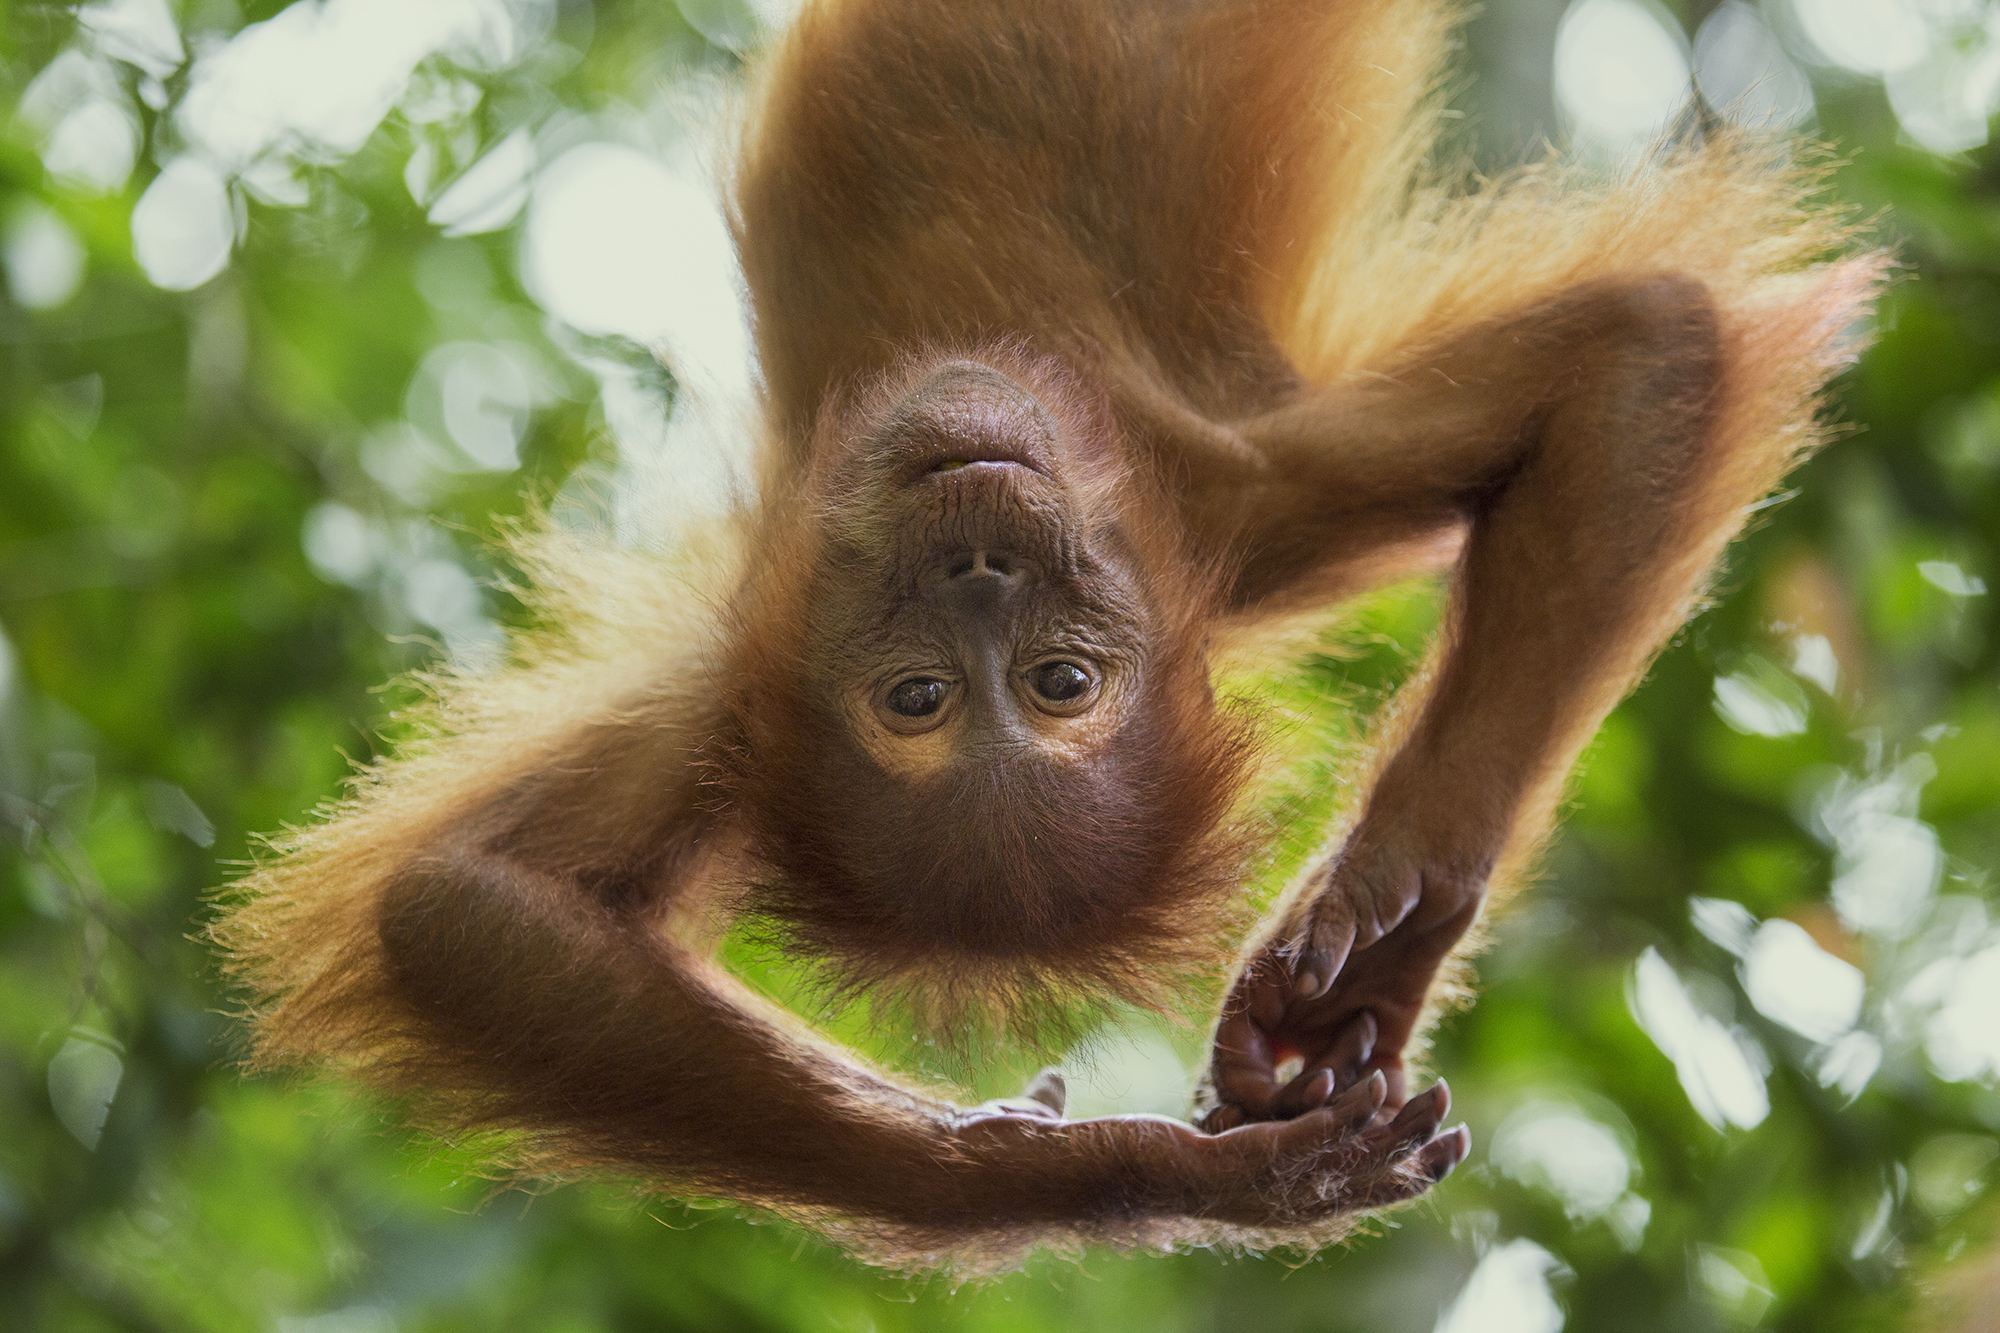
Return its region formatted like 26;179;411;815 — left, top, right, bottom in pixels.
1435;1239;1568;1333
175;0;544;170
1742;919;1864;1044
131;155;231;289
1790;0;2000;152
1694;3;1815;130
1631;947;1772;1131
5;0;2000;1329
522;141;751;394
1553;0;1691;156
1;202;86;309
1791;0;1930;76
1490;1099;1644;1234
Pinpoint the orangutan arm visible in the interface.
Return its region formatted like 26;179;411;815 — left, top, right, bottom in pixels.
369;835;1464;1247
1196;267;1874;1121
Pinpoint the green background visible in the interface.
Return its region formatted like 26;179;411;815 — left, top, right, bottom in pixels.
4;1;2000;1329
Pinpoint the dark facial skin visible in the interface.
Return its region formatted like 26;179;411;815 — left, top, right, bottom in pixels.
809;362;1150;783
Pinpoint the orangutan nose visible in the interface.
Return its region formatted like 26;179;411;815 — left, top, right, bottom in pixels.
947;549;1023;581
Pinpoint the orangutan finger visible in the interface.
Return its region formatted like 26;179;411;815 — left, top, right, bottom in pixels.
1325;1068;1388;1133
1418;1124;1472;1182
1247;963;1289;1029
1272;1067;1337;1119
1020;1067;1066;1117
1372;1079;1450;1155
1305;1010;1378;1086
1211;1010;1279;1116
1294;910;1356;1001
1202;1104;1246;1134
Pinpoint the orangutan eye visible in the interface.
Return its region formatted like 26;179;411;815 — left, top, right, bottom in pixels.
886;677;949;717
1030;661;1092;703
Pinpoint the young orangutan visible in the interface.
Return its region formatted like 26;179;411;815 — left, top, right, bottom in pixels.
211;0;1883;1268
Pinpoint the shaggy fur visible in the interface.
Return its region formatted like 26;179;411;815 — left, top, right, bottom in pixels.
211;0;1884;1273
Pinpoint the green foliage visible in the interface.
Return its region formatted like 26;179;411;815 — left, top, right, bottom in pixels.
4;3;2000;1331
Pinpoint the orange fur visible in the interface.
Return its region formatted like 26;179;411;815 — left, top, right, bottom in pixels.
210;0;1883;1272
